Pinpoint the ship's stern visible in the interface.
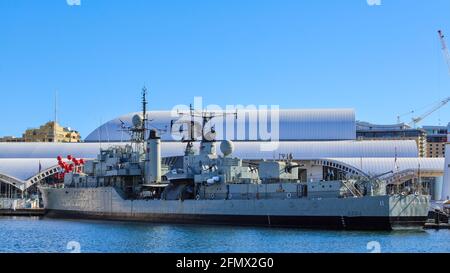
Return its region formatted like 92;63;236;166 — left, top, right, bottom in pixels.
388;194;430;230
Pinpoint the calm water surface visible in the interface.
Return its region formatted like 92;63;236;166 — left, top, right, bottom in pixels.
0;217;449;253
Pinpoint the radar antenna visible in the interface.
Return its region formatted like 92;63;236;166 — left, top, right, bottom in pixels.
171;105;238;155
116;87;150;150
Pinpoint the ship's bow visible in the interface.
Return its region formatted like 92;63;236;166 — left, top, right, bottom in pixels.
38;186;52;211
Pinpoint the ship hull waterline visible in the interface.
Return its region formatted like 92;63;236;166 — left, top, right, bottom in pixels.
40;187;430;231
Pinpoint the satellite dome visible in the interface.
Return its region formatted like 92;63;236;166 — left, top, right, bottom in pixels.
220;140;234;157
132;114;143;128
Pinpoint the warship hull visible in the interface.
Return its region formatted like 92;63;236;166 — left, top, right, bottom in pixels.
40;187;429;230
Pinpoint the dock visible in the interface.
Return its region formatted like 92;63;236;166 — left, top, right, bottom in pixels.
424;222;450;229
424;210;450;229
0;209;46;217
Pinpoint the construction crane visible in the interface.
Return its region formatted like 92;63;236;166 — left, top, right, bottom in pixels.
408;97;450;127
396;30;450;126
396;97;450;126
397;110;415;124
438;30;450;75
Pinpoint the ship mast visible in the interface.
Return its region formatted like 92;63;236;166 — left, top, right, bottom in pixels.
142;87;148;143
116;87;150;157
174;106;237;155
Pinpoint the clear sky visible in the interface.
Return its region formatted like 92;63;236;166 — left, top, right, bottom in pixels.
1;0;449;138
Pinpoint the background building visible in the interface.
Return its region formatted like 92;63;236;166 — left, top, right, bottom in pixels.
0;121;82;143
448;122;450;142
356;122;427;157
0;136;24;142
356;122;450;158
23;121;81;143
423;126;448;158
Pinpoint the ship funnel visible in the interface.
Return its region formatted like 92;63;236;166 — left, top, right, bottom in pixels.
145;129;161;184
442;144;450;201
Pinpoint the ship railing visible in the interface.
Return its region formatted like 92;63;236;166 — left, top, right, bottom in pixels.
341;181;363;197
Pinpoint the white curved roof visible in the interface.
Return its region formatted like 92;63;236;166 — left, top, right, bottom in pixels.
0;140;418;160
0;139;421;186
209;140;418;160
328;157;445;178
0;158;58;181
85;109;356;142
0;156;443;190
356;121;411;131
0;141;439;190
0;143;107;159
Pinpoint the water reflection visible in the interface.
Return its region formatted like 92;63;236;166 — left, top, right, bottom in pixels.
0;217;448;253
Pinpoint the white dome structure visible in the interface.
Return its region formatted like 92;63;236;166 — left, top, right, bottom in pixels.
0;141;443;193
84;109;356;142
0;140;420;159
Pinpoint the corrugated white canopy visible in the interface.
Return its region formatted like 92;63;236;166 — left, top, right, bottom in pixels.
327;157;445;177
85;109;356;142
0;158;58;181
0;140;418;160
0;139;423;188
213;140;419;160
0;156;443;190
0;143;107;159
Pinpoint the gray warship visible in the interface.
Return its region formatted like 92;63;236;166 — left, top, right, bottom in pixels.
40;90;430;230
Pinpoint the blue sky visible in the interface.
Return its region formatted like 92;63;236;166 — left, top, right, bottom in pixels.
1;0;449;138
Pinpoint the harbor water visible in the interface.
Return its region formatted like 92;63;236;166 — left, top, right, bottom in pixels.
0;217;449;253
